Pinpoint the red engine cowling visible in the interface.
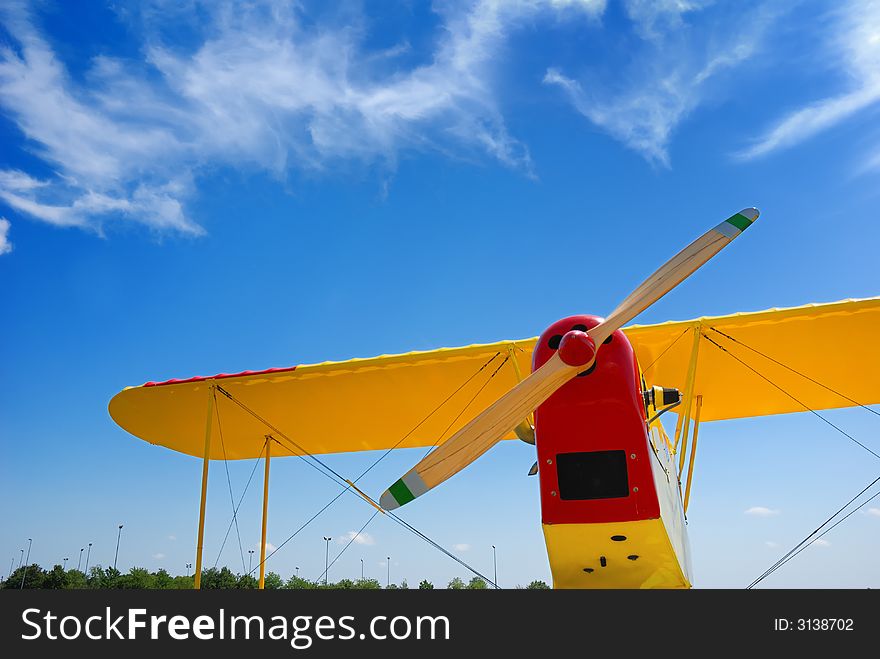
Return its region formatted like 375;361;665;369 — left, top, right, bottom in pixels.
533;315;660;525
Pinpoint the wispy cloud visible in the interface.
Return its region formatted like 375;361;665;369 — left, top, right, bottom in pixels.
544;2;772;166
865;507;880;517
813;538;831;548
167;535;176;541
737;0;880;160
745;506;781;517
0;218;11;255
452;543;471;552
338;530;375;546
253;541;277;553
0;0;604;238
152;552;166;560
765;540;779;548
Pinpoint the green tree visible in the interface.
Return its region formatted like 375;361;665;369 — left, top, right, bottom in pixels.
237;573;259;589
447;577;466;589
4;564;46;589
66;569;88;589
264;572;284;589
200;567;238;589
466;577;488;589
418;579;434;589
43;565;70;589
87;566;121;589
118;567;156;589
285;575;317;589
526;580;550;589
354;578;382;589
153;569;174;589
170;575;194;589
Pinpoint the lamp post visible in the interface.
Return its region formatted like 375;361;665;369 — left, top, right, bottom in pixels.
323;537;331;586
295;566;299;578
248;550;254;574
18;548;23;569
19;538;32;589
360;558;364;581
186;563;192;578
77;548;84;572
84;543;92;574
386;557;390;588
113;525;123;571
63;557;69;571
8;557;13;579
492;545;498;589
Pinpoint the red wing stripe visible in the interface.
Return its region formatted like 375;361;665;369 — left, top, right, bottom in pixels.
142;365;298;387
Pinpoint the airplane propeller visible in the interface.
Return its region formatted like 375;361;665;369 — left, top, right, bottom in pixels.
379;208;759;510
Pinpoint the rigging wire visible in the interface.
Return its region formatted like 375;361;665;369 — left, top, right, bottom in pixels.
747;474;880;588
707;326;880;419
697;331;880;586
640;327;690;376
212;436;266;568
419;354;510;460
213;390;247;572
213;352;505;585
314;509;380;585
702;333;880;461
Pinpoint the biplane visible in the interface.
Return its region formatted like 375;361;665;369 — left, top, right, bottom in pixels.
109;208;880;588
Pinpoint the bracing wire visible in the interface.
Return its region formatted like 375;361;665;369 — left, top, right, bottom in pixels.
747;475;880;588
213;390;247;572
314;509;380;585
212;436;266;568
702;333;880;461
214;352;505;585
707;326;880;419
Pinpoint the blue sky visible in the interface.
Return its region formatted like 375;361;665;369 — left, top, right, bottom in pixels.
1;0;879;588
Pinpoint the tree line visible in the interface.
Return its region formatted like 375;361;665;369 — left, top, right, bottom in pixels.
1;564;551;590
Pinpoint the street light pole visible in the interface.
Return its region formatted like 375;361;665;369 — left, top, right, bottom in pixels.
8;557;13;579
360;558;364;581
492;545;498;589
186;563;193;578
323;537;331;586
84;543;92;574
386;557;390;588
19;538;32;589
113;525;123;571
248;550;254;574
63;557;69;571
295;566;300;578
18;548;23;569
77;548;84;571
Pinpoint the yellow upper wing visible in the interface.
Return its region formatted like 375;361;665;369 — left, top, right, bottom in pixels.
626;297;880;422
108;297;880;459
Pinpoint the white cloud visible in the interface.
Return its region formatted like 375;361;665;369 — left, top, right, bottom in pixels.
152;553;166;560
544;3;771;166
737;0;880;160
866;507;880;517
813;538;831;547
623;0;712;40
745;506;780;517
254;541;276;553
765;540;779;548
0;217;11;255
338;531;375;546
452;543;471;552
167;535;176;541
0;0;605;237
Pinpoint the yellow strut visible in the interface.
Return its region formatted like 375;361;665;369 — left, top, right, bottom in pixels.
193;385;214;590
683;396;703;513
675;326;702;476
259;436;271;589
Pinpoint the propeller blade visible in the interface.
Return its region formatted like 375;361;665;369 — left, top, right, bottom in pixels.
527;461;538;476
379;208;758;510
